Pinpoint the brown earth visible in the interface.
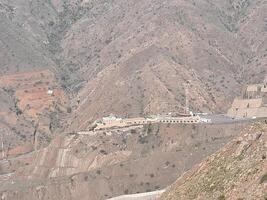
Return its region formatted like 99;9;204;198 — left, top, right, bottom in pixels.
0;69;66;119
0;122;251;200
0;69;68;151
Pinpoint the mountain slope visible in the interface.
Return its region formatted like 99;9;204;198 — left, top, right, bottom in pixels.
64;0;266;130
160;121;267;200
0;123;249;200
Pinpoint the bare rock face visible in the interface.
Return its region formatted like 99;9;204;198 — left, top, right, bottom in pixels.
160;122;267;200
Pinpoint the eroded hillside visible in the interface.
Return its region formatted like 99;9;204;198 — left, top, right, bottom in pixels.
0;122;249;200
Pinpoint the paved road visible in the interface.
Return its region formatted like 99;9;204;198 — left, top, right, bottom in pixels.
107;190;165;200
200;114;253;124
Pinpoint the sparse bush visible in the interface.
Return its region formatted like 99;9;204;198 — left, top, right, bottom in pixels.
91;146;97;150
260;173;267;184
122;138;127;144
218;195;225;200
99;150;108;155
67;107;72;113
155;186;160;190
147;124;152;134
138;135;148;144
124;189;129;194
48;21;54;26
49;112;60;132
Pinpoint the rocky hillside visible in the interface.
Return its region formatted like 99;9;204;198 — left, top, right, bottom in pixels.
0;0;266;134
66;0;267;130
0;122;249;200
160;121;267;200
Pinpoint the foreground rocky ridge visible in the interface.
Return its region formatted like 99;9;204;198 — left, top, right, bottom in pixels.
160;121;267;200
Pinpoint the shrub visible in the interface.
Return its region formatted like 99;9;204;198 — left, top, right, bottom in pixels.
218;195;225;200
147;124;153;134
67;107;72;113
124;189;129;194
260;173;267;184
130;129;137;134
100;150;108;155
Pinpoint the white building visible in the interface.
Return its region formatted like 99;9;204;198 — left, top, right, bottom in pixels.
47;89;54;96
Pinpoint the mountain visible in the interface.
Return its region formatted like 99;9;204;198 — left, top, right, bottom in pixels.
1;0;266;140
160;121;267;200
62;0;267;130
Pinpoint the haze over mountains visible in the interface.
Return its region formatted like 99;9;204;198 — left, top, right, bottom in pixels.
0;0;266;199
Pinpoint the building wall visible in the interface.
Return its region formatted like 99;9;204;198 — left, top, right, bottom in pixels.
247;84;260;92
227;107;267;118
227;77;267;119
231;98;263;109
95;116;201;130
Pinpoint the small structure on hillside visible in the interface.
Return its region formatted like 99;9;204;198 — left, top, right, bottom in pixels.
227;77;267;119
102;114;122;124
93;113;210;130
47;89;54;96
246;84;267;98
